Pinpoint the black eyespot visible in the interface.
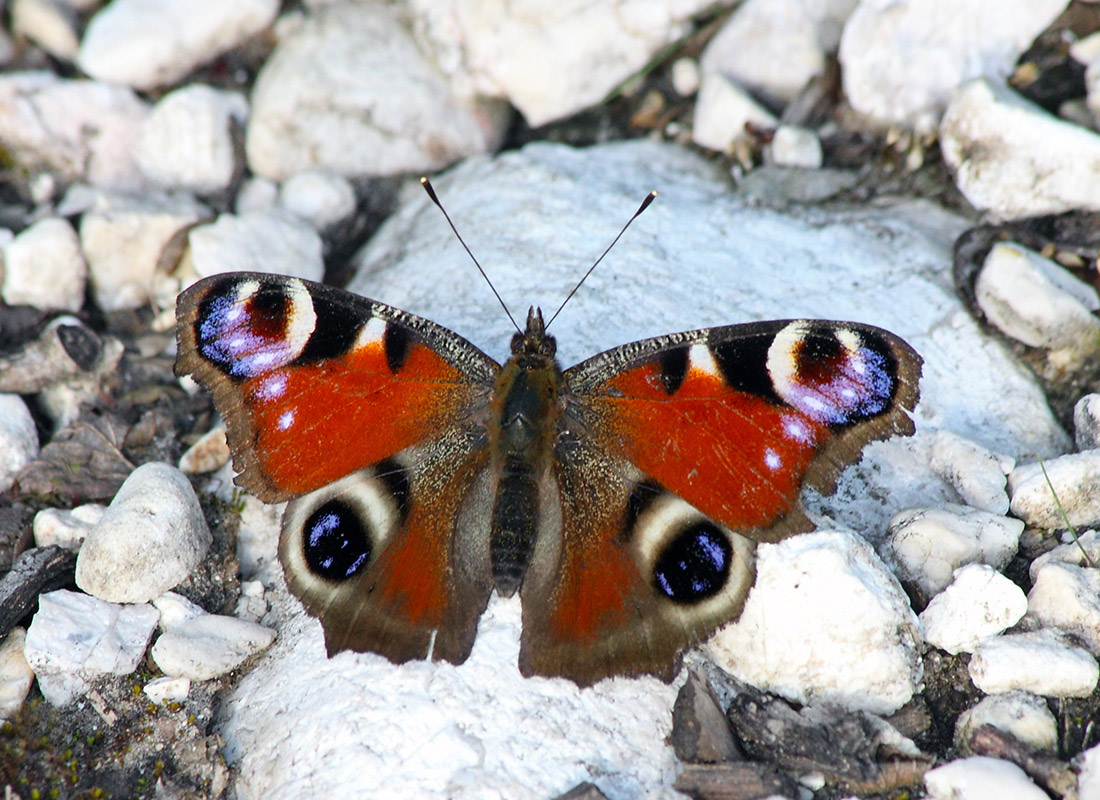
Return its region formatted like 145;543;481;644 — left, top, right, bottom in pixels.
653;522;732;603
302;499;371;580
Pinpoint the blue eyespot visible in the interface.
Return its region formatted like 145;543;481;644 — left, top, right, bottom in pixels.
654;523;731;603
303;499;371;580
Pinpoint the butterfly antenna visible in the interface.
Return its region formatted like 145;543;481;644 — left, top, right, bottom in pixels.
546;191;657;330
421;177;521;334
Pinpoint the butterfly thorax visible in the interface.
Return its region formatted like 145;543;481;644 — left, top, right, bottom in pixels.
488;308;564;596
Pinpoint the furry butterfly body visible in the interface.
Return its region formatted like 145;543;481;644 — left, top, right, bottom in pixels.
176;272;921;686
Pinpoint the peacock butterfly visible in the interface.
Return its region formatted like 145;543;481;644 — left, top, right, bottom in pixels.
174;190;922;686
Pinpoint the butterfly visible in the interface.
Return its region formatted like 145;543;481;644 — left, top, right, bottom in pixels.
174;212;921;687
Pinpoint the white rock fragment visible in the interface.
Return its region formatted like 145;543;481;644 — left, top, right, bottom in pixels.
941;79;1100;219
153;591;208;630
955;692;1057;754
1079;741;1100;800
1027;561;1100;654
700;0;853;104
841;0;1068;131
278;172;357;232
32;503;106;551
234;177;278;215
0;394;38;493
920;564;1027;654
178;426;230;475
887;504;1024;596
79;0;279;90
135;85;248;195
80;190;210;312
766;124;823;168
151;613;276;681
1009;452;1100;529
234;495;281;581
144;675;190;704
0;72;149;190
692;71;777;153
0;628;35;720
924;756;1050;800
1074;394;1100;451
184;210;324;283
247;3;508;181
975;242;1100;364
11;0;80;61
24;589;159;706
969;629;1099;698
412;0;711;127
1;216;86;311
670;57;700;97
235;580;268;624
1029;529;1100;578
928;430;1013;514
75;462;212;604
708;531;922;715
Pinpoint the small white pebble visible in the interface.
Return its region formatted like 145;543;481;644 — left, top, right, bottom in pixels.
969;629;1099;698
1;217;86;311
1027;560;1100;654
151;614;276;681
0;628;34;720
924;756;1049;800
32;503;106;551
766;125;823;169
0;394;39;493
144;675;191;704
670;57;700;97
1009;452;1100;529
928;430;1013;514
692;71;776;153
178;426;230;475
955;691;1057;754
1074;394;1100;451
278;171;357;232
920;564;1027;654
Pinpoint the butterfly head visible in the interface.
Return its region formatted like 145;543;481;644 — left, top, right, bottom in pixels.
510;307;557;368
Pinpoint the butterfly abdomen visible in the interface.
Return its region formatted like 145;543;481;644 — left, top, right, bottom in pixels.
490;452;539;595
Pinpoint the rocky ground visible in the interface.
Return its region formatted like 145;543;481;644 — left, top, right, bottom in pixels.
2;1;1100;799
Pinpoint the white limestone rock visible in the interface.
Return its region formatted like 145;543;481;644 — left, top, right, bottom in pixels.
178;426;230;475
670;57;700;97
700;0;855;104
955;692;1057;754
184;210;324;283
0;72;149;191
223;140;1072;799
708;531;923;715
144;676;191;704
1029;529;1100;579
1009;452;1100;530
920;564;1027;655
151;613;276;681
841;0;1068;131
75;463;212;604
1078;741;1100;800
11;0;80;62
1027;561;1100;655
928;430;1013;514
152;591;208;630
78;0;279;90
941;79;1100;219
1;216;86;311
766;124;823;168
80;190;210;312
975;242;1100;365
0;628;35;720
924;756;1050;800
234;495;282;582
969;629;1099;698
135;85;248;195
278;171;357;232
247;3;508;181
33;503;106;551
886;504;1023;596
235;580;268;624
411;0;714;127
1074;394;1100;451
692;70;777;153
234;177;279;215
24;589;159;706
0;394;38;493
